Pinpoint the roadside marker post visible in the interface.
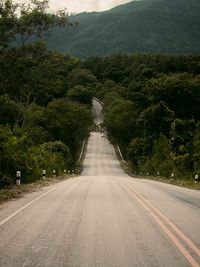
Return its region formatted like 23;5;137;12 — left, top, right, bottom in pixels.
171;173;174;180
43;170;46;180
64;169;67;175
53;170;56;177
195;174;199;183
157;171;160;177
16;171;21;186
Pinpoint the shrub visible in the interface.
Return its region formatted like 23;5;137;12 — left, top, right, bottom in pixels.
0;176;13;188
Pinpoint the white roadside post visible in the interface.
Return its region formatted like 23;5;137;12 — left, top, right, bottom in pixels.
16;171;21;186
147;172;149;176
43;170;46;180
171;173;174;180
157;171;160;178
64;169;67;175
195;174;199;183
53;170;56;177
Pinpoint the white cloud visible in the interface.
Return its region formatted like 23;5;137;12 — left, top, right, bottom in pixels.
14;0;132;13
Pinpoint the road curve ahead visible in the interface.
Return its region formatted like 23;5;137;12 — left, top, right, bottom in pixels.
0;99;200;267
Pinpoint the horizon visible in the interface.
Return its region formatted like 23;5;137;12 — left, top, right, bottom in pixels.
14;0;134;13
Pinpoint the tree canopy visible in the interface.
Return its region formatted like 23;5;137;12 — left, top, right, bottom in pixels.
87;53;200;179
0;0;92;187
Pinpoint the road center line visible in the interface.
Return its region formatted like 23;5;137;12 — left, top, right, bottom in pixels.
0;187;56;227
118;182;200;267
129;185;200;258
126;183;200;258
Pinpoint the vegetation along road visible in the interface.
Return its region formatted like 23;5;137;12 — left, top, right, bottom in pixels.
0;99;200;267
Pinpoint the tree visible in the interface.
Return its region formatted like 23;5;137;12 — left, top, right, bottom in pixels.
67;68;97;88
0;125;15;178
127;138;146;170
0;0;73;49
140;102;174;139
0;95;22;126
104;99;138;145
150;135;173;177
170;119;195;155
67;85;93;106
44;99;92;156
0;0;17;49
144;73;200;120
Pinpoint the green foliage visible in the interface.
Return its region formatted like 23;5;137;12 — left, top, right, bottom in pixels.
144;74;200;119
0;176;13;188
0;0;17;48
0;125;16;178
93;53;200;180
170;119;195;155
44;0;200;57
44;98;92;155
127;138;147;170
0;123;73;185
0;0;93;188
67;68;97;88
140;102;174;138
103;91;122;107
67;85;93;105
174;154;193;179
24;141;72;182
0;95;22;126
149;135;173;177
1;0;200;185
127;135;173;176
104;98;138;145
0;0;73;50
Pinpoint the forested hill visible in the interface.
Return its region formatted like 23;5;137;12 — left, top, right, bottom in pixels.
46;0;200;58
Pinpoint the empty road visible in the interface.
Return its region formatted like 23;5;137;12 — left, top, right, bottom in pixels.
0;99;200;267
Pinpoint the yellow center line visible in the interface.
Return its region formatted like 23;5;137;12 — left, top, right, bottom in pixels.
117;181;200;267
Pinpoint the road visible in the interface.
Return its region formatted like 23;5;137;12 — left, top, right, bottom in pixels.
0;99;200;267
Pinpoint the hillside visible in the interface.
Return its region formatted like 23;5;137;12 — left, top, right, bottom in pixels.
46;0;200;58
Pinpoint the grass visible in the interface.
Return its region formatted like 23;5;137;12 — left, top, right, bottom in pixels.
121;161;200;190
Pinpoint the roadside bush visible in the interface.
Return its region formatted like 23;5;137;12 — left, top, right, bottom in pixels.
0;176;13;188
150;135;173;177
127;138;146;170
174;154;193;179
22;141;72;183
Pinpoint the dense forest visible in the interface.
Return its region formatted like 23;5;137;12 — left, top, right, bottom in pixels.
83;54;200;180
0;0;94;187
1;0;200;189
46;0;200;57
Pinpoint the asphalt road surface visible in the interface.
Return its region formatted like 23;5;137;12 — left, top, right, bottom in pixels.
0;99;200;267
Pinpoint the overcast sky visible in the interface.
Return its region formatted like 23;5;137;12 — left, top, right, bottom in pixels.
15;0;132;13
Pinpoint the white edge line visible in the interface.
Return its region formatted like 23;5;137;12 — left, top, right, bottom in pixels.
78;140;86;162
93;97;104;106
0;187;56;227
117;145;126;163
93;98;126;164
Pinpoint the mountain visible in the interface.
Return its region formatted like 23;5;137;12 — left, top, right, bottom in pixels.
46;0;200;58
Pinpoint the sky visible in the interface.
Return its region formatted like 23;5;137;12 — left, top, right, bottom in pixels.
14;0;132;13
